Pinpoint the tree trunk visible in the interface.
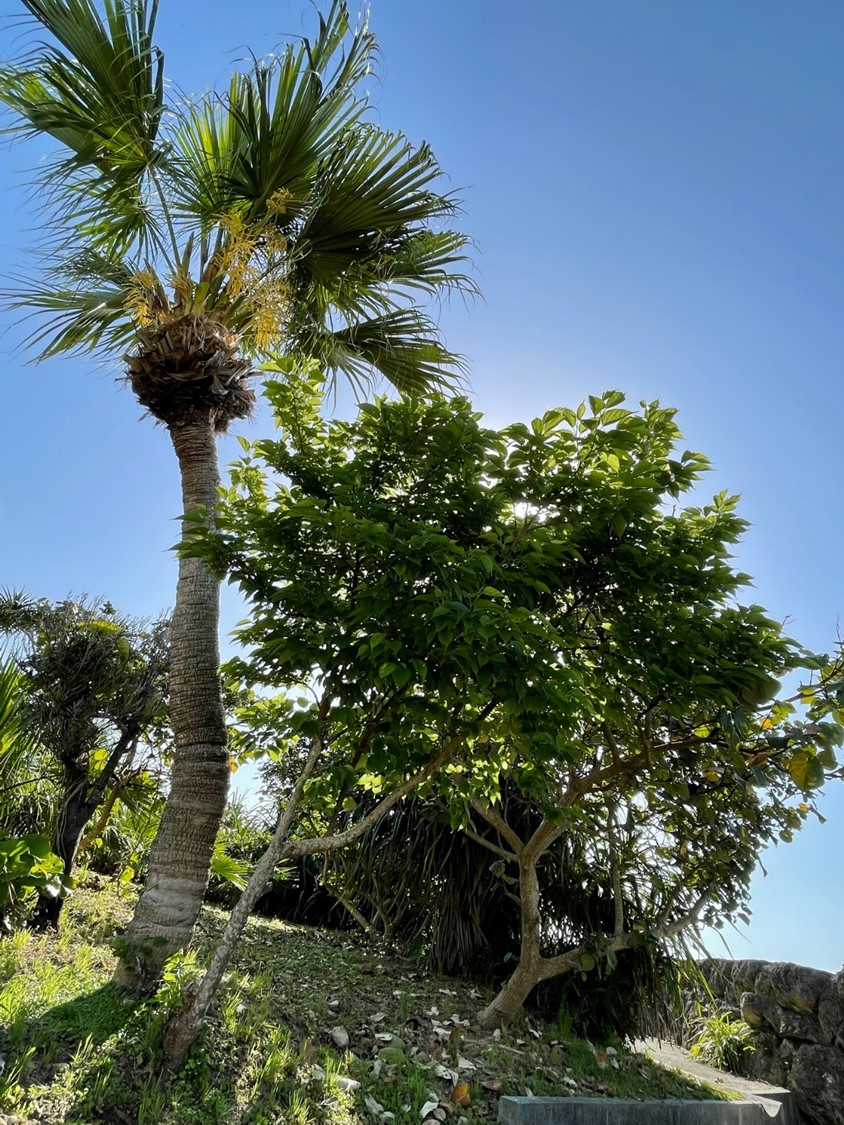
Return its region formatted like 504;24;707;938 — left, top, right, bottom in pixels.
478;847;545;1029
32;763;92;929
116;412;229;989
162;733;324;1066
478;955;544;1029
162;702;471;1064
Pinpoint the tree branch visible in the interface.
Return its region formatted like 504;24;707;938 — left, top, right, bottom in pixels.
461;827;518;863
536;885;717;982
286;735;462;858
524;817;562;864
77;783;125;855
468;798;524;857
608;806;624;938
88;730;137;808
563;749;650;805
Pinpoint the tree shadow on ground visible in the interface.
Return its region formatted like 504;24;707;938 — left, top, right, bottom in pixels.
0;982;162;1123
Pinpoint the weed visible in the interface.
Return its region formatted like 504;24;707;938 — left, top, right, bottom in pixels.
691;1010;754;1075
0;929;29;985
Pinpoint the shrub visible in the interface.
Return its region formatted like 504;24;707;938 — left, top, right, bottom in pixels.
691;1010;754;1074
0;834;67;931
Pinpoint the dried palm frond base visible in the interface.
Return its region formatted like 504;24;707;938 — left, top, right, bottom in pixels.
125;314;256;432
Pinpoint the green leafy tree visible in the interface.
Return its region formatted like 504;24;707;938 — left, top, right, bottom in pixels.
164;378;842;1055
0;0;472;980
0;593;169;924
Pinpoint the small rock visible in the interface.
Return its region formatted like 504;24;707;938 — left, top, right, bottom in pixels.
331;1025;351;1049
378;1046;405;1066
336;1075;360;1093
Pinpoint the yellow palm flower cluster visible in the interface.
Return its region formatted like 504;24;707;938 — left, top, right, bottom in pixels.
125;267;165;327
216;194;293;349
125;188;294;349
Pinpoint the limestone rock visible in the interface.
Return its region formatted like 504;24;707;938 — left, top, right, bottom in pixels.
742;991;774;1030
818;989;843;1046
702;959;844;1125
791;1044;844;1125
767;963;831;1016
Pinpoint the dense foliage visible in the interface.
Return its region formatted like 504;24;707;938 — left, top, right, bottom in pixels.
0;594;169;923
186;373;843;1027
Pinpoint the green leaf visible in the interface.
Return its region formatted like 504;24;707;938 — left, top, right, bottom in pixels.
22;834;52;861
392;666;412;689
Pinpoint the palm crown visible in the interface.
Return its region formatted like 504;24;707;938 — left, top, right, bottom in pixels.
1;0;473;428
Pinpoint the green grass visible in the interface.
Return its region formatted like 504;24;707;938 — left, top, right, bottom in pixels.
0;880;731;1123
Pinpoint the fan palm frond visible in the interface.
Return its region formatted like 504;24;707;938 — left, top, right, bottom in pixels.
170;0;373;226
1;0;165;250
1;0;473;396
4;277;137;358
297;128;459;261
280;307;466;396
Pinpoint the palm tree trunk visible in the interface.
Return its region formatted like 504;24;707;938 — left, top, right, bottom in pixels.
116;411;229;989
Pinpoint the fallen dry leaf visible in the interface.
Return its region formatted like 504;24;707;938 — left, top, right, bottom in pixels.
451;1081;471;1108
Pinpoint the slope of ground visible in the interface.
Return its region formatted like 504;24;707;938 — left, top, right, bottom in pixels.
0;881;732;1123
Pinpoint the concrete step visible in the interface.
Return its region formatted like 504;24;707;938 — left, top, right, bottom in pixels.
495;1038;799;1124
498;1096;786;1123
636;1039;798;1125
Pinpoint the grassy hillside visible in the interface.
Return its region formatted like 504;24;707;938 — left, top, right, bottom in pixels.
0;880;729;1123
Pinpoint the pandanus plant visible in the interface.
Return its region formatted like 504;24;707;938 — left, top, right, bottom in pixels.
0;0;472;984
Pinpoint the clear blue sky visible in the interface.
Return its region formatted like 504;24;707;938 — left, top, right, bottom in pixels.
1;1;842;970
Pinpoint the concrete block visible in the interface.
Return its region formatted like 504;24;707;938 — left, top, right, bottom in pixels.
497;1096;774;1124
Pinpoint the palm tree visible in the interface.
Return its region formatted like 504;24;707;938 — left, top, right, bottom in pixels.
0;0;472;983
